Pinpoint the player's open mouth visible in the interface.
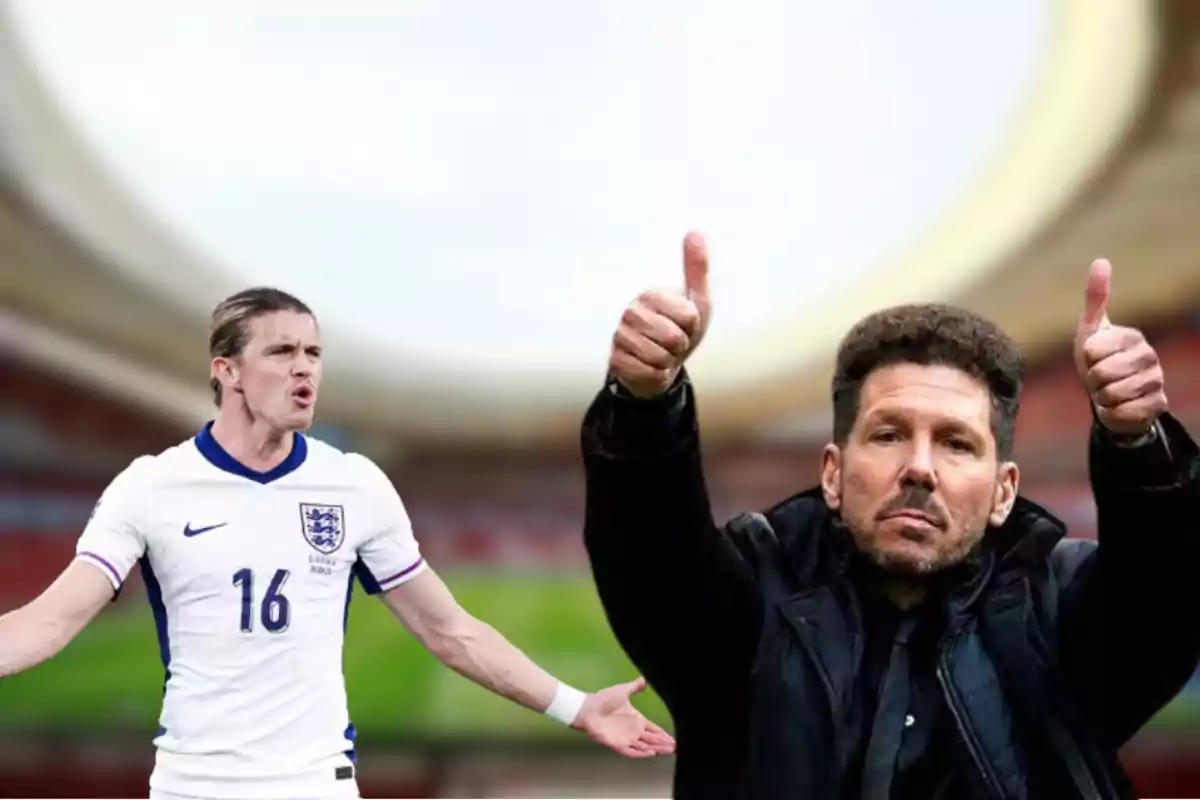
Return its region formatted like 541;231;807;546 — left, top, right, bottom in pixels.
292;385;315;407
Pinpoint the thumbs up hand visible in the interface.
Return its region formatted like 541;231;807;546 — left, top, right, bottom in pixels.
1073;259;1168;437
609;232;713;399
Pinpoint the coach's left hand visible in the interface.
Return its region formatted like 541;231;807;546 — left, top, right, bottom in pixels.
1074;258;1169;436
572;676;676;758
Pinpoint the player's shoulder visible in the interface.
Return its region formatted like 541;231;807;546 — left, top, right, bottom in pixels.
300;435;391;488
105;436;201;492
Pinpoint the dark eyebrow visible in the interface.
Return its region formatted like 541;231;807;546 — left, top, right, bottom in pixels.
863;410;908;428
866;409;984;439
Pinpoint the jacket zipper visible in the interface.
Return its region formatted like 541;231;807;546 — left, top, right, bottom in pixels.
937;650;1005;800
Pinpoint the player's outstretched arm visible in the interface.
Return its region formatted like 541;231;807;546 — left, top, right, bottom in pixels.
379;568;675;758
0;560;114;678
2;455;151;679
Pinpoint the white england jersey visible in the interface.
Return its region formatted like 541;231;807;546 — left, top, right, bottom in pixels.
74;424;427;800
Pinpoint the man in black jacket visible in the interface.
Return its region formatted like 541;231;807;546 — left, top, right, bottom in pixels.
581;232;1200;799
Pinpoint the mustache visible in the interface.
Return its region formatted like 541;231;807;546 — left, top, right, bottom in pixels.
878;485;946;528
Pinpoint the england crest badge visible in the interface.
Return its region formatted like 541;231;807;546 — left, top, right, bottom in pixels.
299;503;346;554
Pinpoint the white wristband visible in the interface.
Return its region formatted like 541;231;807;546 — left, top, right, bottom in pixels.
544;681;587;726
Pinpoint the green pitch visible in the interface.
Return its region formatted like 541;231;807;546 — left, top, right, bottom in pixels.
0;571;668;737
1;569;1198;739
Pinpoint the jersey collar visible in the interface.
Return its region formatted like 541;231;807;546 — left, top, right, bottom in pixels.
194;422;308;484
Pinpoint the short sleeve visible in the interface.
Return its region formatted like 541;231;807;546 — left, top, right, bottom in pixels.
349;455;426;595
75;457;152;594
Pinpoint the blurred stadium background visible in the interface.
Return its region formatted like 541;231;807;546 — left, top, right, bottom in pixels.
3;0;1200;797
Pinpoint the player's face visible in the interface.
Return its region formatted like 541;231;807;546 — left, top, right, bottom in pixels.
820;363;1018;576
235;310;323;431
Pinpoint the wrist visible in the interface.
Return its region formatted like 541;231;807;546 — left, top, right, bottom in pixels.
544;680;587;726
608;369;686;402
1103;420;1160;449
1091;418;1178;488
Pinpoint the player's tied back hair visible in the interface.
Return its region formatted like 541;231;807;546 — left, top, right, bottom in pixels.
209;287;315;406
831;303;1025;460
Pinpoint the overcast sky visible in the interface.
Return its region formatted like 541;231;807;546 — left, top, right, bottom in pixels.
9;0;1047;376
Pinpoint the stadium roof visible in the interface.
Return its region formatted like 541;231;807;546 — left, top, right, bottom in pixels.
4;0;1200;447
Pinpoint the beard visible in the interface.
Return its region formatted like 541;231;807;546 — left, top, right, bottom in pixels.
835;479;993;578
853;523;983;576
841;486;990;577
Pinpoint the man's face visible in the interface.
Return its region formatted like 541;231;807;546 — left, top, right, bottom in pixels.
214;310;323;431
820;363;1018;576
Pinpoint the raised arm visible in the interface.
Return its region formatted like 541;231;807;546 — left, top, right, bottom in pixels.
1056;415;1200;745
1056;258;1200;744
581;233;760;716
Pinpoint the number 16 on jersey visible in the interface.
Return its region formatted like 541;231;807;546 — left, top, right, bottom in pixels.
233;568;291;633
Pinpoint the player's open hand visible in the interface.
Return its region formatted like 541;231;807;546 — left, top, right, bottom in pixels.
1073;258;1168;437
608;231;712;399
572;676;676;758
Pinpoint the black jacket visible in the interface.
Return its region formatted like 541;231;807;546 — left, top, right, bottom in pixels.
581;377;1200;799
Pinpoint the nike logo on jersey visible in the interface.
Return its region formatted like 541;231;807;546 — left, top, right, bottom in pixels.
184;522;229;537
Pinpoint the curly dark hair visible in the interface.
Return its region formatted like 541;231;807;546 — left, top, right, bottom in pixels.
831;303;1025;459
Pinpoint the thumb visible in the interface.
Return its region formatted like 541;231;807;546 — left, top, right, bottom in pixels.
619;676;648;698
1079;258;1111;336
682;231;711;319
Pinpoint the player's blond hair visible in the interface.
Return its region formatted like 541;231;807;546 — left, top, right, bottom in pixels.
209;287;314;406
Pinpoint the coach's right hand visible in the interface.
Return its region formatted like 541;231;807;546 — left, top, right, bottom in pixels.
609;231;712;399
